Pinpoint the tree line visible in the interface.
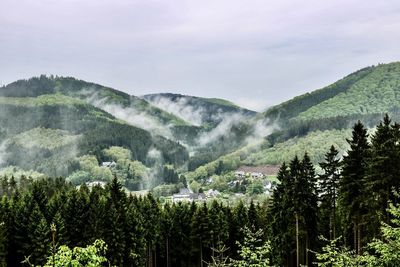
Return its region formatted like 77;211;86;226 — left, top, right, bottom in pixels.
1;114;400;266
0;175;269;267
269;114;400;266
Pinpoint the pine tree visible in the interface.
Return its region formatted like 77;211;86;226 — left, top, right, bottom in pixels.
125;197;146;266
365;114;400;238
170;202;195;267
141;194;161;267
339;121;370;254
104;176;127;266
318;145;341;241
299;153;318;266
27;204;51;266
191;203;211;267
269;162;294;266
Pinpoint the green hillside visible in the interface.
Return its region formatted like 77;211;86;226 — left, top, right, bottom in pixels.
296;63;400;121
186;128;351;182
0;84;189;184
0;75;189;127
188;62;400;183
261;62;400;146
264;66;375;121
199;97;240;108
143;93;257;127
265;62;400;124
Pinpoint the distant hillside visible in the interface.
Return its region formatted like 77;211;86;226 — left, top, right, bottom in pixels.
264;65;372;122
260;62;400;145
143;93;257;128
187;62;400;182
1;76;189;128
0;78;189;184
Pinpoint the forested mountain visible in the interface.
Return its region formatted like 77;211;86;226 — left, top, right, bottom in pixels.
143;93;256;128
2;62;400;193
0;77;189;189
265;62;400;124
0;75;267;191
188;62;400;182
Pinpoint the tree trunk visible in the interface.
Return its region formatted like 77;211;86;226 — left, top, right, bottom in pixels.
296;213;299;267
200;238;203;267
353;220;357;253
148;243;152;267
306;233;309;267
358;223;362;255
166;237;170;267
333;200;336;240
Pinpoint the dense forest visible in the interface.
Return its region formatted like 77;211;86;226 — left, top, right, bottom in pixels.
0;175;270;266
1;114;400;266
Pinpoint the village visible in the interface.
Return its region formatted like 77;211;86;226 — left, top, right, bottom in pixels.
170;165;279;202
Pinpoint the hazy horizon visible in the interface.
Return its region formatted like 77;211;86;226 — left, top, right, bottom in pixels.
1;0;400;111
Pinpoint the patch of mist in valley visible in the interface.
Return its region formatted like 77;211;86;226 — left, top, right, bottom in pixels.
79;88;175;138
0;103;82;178
145;148;164;189
145;95;277;148
145;95;205;126
0;140;8;167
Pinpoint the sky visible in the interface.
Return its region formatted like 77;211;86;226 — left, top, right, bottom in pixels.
1;0;400;111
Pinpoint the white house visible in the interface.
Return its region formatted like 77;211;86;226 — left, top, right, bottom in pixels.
101;161;117;168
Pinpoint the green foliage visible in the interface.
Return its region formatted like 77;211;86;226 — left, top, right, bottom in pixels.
151;184;180;197
78;155;112;182
247;129;351;165
318;145;341;240
42;239;111;267
316;203;400;266
230;227;271;267
201;97;240;109
103;146;131;163
0;166;45;180
264;65;374;121
296;63;400;121
66;171;91;185
10;128;81;150
246;180;264;196
314;237;361;267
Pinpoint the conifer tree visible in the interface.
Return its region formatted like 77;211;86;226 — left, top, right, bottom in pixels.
191;203;211;267
339;121;370;254
299;153;318;266
269;162;293;266
318;145;341;240
365;114;400;238
27;204;50;266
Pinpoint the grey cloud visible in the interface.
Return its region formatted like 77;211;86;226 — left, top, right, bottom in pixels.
1;0;400;110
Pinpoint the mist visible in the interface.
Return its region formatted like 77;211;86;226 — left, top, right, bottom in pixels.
145;95;205;126
79;88;174;138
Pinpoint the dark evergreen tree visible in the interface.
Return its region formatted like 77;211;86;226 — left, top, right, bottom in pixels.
318;145;341;241
191;203;211;267
27;204;50;266
339;121;370;254
365;114;400;239
299;153;318;266
269;162;294;266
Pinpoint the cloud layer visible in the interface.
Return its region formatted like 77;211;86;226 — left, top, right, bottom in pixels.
1;0;400;110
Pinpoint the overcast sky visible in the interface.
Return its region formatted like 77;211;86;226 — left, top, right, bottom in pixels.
1;0;400;111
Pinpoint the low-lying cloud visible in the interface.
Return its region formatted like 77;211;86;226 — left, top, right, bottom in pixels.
81;88;174;138
145;95;205;126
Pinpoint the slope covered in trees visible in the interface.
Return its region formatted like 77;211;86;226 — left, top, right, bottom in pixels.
264;62;400;124
0;87;188;185
0;176;270;267
264;66;375;122
143;93;256;128
1;115;399;266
